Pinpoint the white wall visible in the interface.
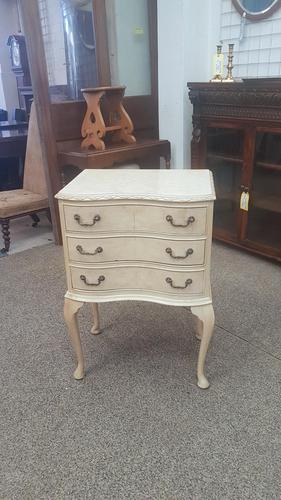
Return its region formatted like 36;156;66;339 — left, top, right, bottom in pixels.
0;0;20;112
220;0;281;78
158;0;221;169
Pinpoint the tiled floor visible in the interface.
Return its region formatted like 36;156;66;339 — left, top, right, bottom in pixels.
0;214;53;256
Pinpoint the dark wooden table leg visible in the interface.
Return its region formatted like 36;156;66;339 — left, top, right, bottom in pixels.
30;213;40;227
1;218;11;253
46;208;52;224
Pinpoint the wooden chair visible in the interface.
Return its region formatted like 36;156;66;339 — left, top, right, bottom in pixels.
0;103;50;254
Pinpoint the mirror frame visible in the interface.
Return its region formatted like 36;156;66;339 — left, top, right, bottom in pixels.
232;0;281;20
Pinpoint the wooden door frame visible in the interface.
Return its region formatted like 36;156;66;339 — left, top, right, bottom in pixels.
19;0;62;244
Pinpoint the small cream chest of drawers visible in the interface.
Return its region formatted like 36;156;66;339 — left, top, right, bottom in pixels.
56;169;216;389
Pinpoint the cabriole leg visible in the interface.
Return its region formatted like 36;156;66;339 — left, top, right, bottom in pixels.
191;304;215;389
91;303;101;335
64;298;84;380
195;315;203;341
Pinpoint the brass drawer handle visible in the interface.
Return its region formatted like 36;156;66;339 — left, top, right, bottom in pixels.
166;247;194;259
74;214;101;226
76;245;103;256
165;277;193;289
80;275;105;286
166;215;195;228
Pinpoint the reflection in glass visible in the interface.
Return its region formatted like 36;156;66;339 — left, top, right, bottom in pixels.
105;0;151;96
38;0;98;101
238;0;276;13
206;128;243;237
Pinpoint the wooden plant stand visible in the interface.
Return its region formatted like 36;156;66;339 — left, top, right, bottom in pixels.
81;86;136;151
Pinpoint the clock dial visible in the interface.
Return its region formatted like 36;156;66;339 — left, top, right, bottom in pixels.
12;41;20;68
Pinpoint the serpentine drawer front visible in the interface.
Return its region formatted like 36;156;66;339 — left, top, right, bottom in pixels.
56;169;216;389
70;265;205;296
66;236;206;266
64;203;207;236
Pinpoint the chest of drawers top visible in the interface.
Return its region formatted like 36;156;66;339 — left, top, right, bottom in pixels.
56;169;216;204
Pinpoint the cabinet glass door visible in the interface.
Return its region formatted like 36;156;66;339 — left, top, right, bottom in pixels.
206;127;244;239
244;132;281;254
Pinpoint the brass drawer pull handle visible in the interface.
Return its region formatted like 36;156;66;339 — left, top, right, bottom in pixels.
165;277;193;289
166;215;195;228
76;245;103;256
166;247;194;259
74;214;101;226
80;275;105;286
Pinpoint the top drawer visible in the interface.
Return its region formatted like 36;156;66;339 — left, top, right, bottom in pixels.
63;204;134;233
63;203;207;236
135;206;207;236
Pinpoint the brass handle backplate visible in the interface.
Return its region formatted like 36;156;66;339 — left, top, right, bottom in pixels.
166;247;194;259
80;275;105;286
74;214;101;227
76;245;103;256
166;215;195;228
165;277;193;289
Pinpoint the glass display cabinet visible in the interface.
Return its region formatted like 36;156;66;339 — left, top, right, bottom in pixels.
188;79;281;262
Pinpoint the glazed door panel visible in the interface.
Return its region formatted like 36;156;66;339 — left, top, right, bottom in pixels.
242;131;281;258
205;126;245;240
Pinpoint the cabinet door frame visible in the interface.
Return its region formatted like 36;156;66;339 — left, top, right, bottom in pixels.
240;126;281;259
238;126;256;241
201;120;246;243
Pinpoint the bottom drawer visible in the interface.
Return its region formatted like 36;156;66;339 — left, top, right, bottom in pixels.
70;265;205;296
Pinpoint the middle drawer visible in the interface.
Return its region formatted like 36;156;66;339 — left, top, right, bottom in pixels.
67;236;206;266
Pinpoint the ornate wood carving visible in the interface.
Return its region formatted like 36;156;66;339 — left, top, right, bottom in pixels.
191;116;202;167
188;80;281;123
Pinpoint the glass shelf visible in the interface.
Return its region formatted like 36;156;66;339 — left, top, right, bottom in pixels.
256;161;281;172
207;153;243;165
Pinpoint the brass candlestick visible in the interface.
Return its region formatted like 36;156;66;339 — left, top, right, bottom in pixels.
223;44;234;82
211;45;224;82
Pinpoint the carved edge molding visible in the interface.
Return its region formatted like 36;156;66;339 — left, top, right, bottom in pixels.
188;87;281;121
56;193;216;202
199;105;281;121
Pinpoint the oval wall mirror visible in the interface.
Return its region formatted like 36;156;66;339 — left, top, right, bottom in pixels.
232;0;281;20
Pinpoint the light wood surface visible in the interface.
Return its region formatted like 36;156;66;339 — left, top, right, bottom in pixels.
63;203;207;236
69;265;205;296
91;303;101;335
57;169;216;388
66;235;206;266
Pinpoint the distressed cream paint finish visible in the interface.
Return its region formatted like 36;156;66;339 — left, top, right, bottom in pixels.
56;169;216;389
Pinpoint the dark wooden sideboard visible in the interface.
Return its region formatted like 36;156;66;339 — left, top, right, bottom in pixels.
188;79;281;262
